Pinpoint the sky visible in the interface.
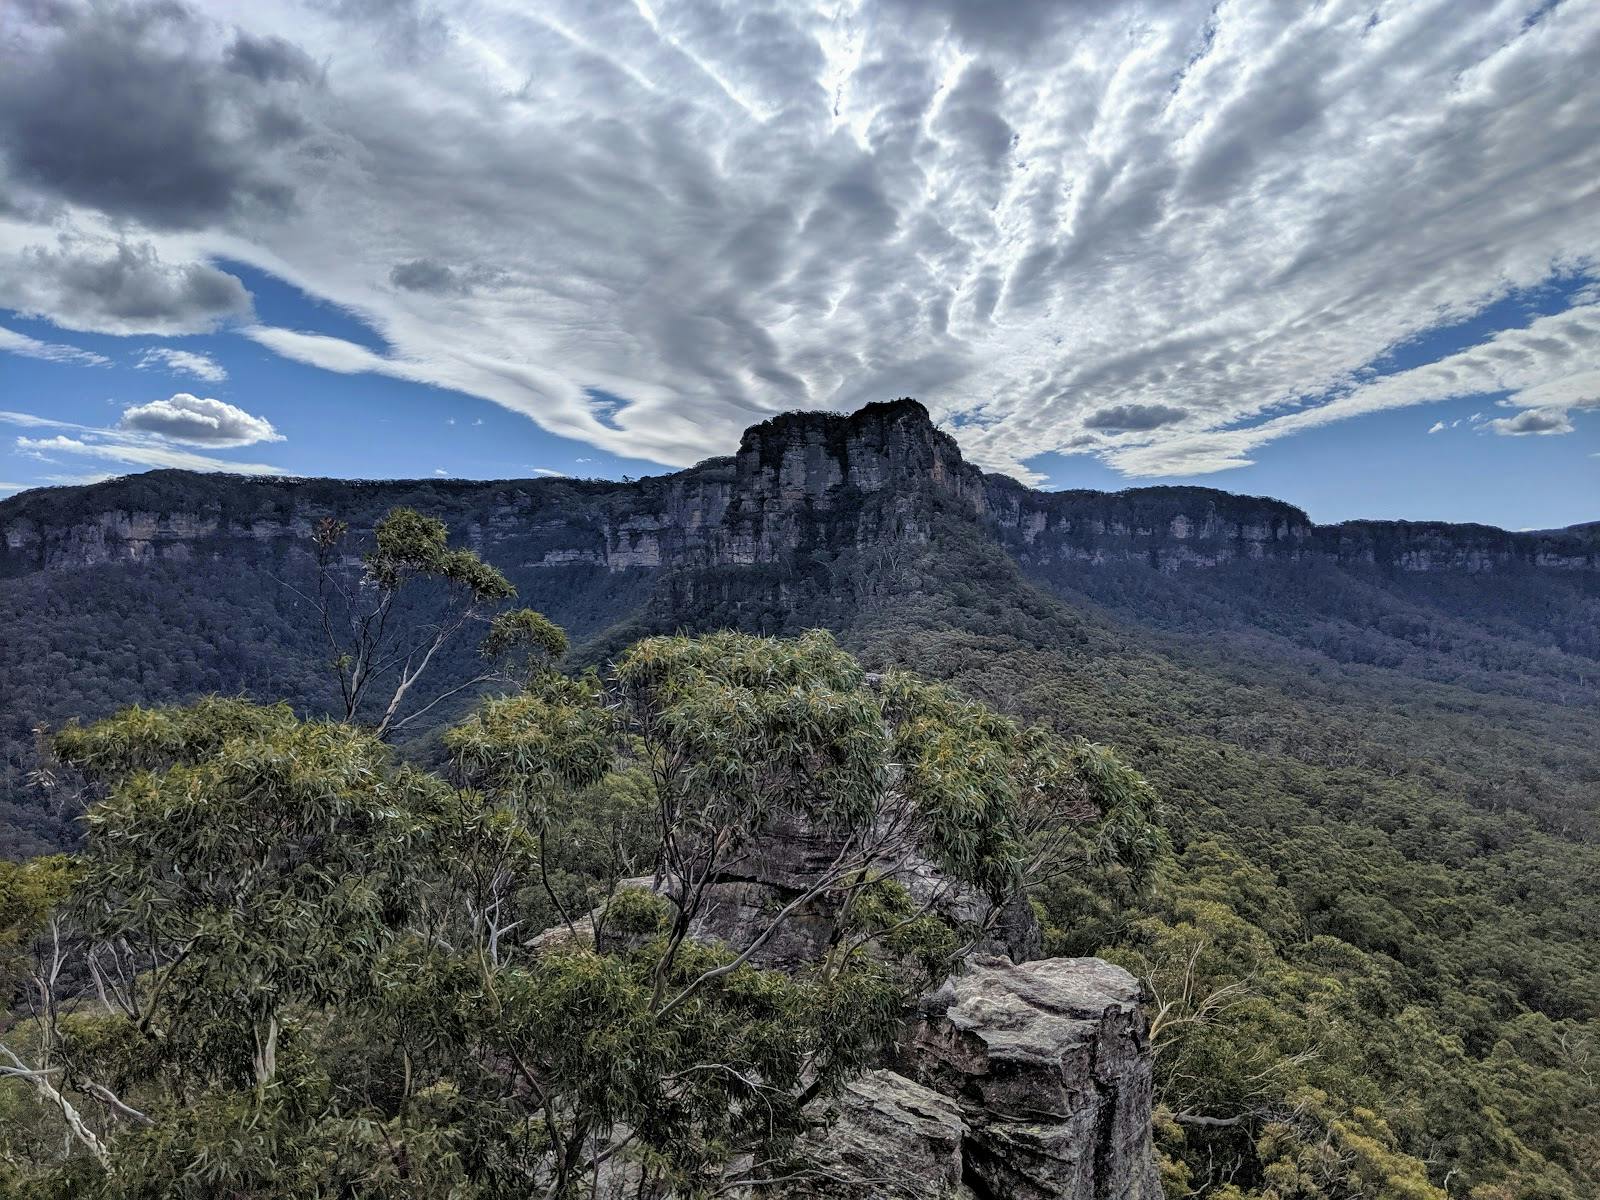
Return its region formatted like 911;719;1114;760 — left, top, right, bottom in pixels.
0;0;1597;530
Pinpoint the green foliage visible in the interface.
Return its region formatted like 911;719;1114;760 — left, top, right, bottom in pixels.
364;508;514;603
838;522;1600;1199
613;629;890;832
3;629;1142;1197
0;856;75;992
558;490;1597;1199
53;702;447;1099
446;672;615;807
481;607;569;686
4;468;1595;1199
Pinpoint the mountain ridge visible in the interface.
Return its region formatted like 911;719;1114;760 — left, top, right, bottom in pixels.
3;399;1596;577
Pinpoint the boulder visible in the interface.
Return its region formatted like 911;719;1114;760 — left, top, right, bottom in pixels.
782;1069;973;1198
902;956;1161;1200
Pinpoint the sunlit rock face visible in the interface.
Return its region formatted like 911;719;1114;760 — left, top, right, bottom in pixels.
900;956;1161;1200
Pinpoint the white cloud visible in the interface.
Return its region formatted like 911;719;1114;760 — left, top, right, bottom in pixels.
0;481;28;494
40;472;118;486
0;323;108;366
0;411;93;432
1108;303;1600;474
239;326;395;375
136;347;228;382
118;393;282;446
16;434;282;475
2;407;285;476
2;1;1599;478
531;467;565;477
1428;421;1447;434
1488;409;1575;437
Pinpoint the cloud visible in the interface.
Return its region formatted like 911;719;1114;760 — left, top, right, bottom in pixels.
0;411;92;433
241;326;394;375
2;406;285;476
531;467;564;477
118;393;282;446
224;33;319;85
391;259;461;294
1488;408;1575;436
1107;303;1600;475
0;482;28;495
388;259;505;296
1083;404;1190;432
876;0;1106;54
1;241;253;336
0;324;109;366
1428;421;1447;434
0;0;1598;480
0;1;308;229
136;347;228;382
16;434;282;475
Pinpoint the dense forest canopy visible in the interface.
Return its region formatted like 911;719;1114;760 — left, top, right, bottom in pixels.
2;452;1598;1199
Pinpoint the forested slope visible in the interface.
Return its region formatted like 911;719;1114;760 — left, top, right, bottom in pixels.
1;401;1597;1196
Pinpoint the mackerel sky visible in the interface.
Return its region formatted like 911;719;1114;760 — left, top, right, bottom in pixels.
1;0;1597;528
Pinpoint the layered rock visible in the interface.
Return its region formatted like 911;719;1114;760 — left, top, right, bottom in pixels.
533;802;1159;1199
4;399;1594;577
767;956;1161;1200
902;957;1160;1200
683;808;1041;971
740;956;1160;1200
784;1069;971;1199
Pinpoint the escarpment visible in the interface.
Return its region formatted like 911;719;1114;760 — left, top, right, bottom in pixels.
4;399;1596;578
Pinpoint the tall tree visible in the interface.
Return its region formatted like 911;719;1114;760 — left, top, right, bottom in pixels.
302;508;517;735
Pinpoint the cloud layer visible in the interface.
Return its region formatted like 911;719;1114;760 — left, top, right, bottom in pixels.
136;347;229;382
1;0;1597;479
1;406;285;476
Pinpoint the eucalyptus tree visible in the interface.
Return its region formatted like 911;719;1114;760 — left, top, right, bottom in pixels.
0;626;1165;1198
300;508;519;735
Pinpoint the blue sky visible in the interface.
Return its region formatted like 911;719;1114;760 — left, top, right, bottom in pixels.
1;266;669;488
2;0;1598;530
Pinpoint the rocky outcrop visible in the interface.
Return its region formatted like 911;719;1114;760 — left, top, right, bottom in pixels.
785;1069;971;1198
560;799;1155;1199
771;957;1160;1200
737;956;1161;1200
4;399;1594;578
533;803;1158;1199
684;808;1043;972
902;957;1160;1200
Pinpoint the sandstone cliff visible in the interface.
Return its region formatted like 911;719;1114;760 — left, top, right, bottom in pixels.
3;399;1595;578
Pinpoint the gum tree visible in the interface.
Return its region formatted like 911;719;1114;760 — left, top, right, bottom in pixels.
300;508;518;735
3;626;1164;1198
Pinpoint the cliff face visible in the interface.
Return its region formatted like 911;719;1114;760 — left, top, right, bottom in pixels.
1;398;1596;578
